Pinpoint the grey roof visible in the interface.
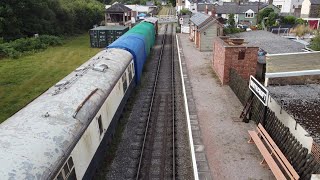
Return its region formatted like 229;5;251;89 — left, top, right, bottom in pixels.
268;84;320;142
197;4;217;12
215;2;268;14
190;12;211;26
232;31;305;54
0;48;133;179
106;3;131;12
310;0;320;4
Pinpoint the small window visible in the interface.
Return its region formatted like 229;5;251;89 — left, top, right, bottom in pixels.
128;65;133;82
63;165;70;177
217;28;220;36
57;172;64;180
245;13;254;18
238;50;246;60
98;115;103;135
122;72;127;93
276;5;282;9
56;157;76;180
68;157;74;169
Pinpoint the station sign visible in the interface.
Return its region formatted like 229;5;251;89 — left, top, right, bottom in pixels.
179;17;183;25
249;76;269;106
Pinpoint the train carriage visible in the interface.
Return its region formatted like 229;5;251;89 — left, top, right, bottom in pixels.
0;20;156;180
0;49;135;179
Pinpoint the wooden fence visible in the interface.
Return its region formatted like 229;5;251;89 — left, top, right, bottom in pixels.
229;68;320;179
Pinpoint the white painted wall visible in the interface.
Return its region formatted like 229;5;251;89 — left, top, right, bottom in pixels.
268;97;313;153
273;0;303;13
301;0;311;17
273;0;286;12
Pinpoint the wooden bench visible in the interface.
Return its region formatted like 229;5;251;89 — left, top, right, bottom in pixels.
248;123;300;180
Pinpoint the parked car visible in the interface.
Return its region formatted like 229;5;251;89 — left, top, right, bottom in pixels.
237;24;251;31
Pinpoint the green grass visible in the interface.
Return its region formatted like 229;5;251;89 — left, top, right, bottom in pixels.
0;34;102;123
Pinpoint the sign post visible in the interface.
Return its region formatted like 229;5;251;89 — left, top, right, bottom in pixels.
248;75;269;126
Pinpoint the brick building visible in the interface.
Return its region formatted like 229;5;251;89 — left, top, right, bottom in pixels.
212;36;259;85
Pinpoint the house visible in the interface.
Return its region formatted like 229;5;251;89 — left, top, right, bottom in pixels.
301;0;320;18
176;0;197;13
105;3;132;26
197;4;218;15
215;2;269;26
273;0;303;16
189;12;223;51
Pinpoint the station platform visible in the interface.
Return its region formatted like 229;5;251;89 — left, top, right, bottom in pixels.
176;33;275;180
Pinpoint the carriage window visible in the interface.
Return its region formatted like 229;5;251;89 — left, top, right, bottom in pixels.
128;65;133;82
57;172;64;180
122;72;127;93
68;157;74;169
98;115;103;135
56;157;76;180
131;63;134;75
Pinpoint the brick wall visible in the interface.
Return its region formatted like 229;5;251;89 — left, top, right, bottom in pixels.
212;37;258;85
196;31;200;48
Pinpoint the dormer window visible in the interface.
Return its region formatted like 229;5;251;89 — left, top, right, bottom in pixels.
245;12;254;18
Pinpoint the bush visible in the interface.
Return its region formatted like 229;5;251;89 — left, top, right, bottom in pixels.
295;18;307;25
180;8;191;15
310;32;320;51
291;25;312;38
0;35;63;59
282;15;296;25
223;27;243;35
176;26;181;33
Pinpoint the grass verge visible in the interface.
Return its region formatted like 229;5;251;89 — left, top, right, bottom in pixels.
0;34;102;123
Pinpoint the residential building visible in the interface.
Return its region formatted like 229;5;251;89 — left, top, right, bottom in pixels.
301;0;320;18
215;2;269;25
273;0;303;16
189;13;223;51
176;0;197;13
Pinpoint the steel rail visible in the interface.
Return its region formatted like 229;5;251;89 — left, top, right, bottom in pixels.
171;24;176;180
136;24;168;180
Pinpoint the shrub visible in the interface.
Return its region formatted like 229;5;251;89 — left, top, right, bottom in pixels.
223;27;243;35
180;8;191;15
310;32;320;51
291;25;312;38
295;18;307;25
0;35;63;59
282;15;296;25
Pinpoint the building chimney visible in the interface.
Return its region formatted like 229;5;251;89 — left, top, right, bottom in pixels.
205;5;208;14
211;7;216;17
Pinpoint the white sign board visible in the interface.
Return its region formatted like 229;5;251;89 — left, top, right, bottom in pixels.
249;75;269;106
179;18;183;25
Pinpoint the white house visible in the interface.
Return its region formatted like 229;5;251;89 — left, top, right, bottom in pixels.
301;0;320;18
272;0;303;16
176;0;197;13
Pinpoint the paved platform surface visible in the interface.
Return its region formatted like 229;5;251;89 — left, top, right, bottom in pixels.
177;33;275;180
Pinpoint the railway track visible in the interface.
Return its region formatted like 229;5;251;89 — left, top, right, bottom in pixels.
136;23;176;179
102;7;193;180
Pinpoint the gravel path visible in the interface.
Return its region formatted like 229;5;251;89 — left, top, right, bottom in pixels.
178;33;275;180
